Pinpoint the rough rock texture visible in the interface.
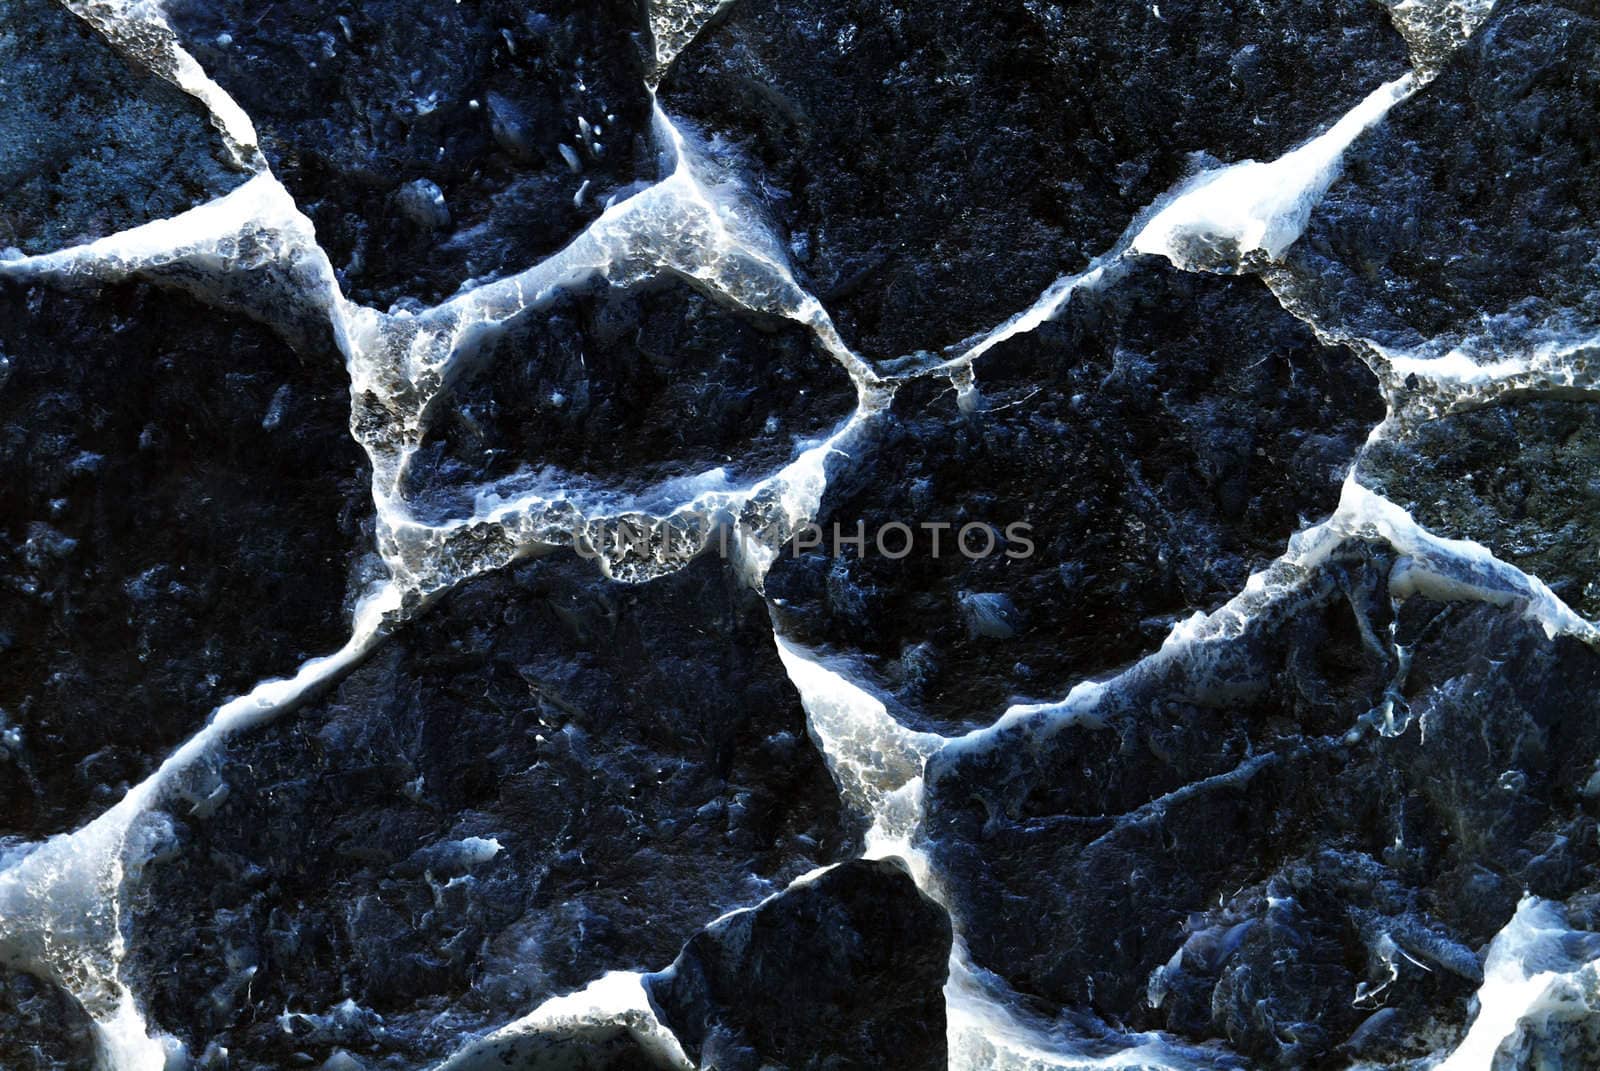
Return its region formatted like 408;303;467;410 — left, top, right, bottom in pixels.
646;858;951;1071
923;540;1600;1067
0;967;96;1071
166;0;655;309
661;0;1408;358
0;0;246;254
123;553;862;1068
6;0;1600;1068
1359;399;1600;618
1284;0;1600;354
767;258;1382;731
0;278;370;838
403;276;855;522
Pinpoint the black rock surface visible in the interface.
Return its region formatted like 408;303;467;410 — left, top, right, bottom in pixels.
661;0;1408;359
646;858;951;1071
767;257;1382;731
165;0;656;309
0;278;370;839
0;967;96;1071
123;553;862;1068
0;0;247;254
7;0;1600;1068
1284;0;1600;353
403;276;855;522
923;540;1600;1067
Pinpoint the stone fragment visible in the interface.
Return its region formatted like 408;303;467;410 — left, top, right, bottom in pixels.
403;276;855;523
124;553;861;1067
166;0;656;308
662;0;1408;358
1359;399;1600;617
0;0;247;254
1284;0;1600;355
0;278;370;838
923;540;1600;1066
646;858;951;1071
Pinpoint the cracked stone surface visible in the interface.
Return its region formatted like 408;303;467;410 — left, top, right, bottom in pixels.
122;553;861;1068
402;275;856;523
3;1;1600;1069
1358;398;1600;619
924;540;1600;1067
1282;0;1600;357
165;0;656;309
646;858;951;1071
767;258;1382;731
660;0;1409;358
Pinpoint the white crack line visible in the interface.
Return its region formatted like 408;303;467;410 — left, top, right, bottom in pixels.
933;74;1414;387
1;4;1557;1069
64;0;263;170
947;470;1599;767
0;59;893;1071
644;0;734;89
432;970;694;1071
1433;896;1600;1071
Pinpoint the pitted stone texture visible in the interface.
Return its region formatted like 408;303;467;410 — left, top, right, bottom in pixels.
766;258;1381;731
646;858;951;1071
1284;0;1600;355
0;278;370;838
0;0;246;254
124;553;862;1069
923;540;1600;1067
166;0;655;309
403;276;855;524
0;966;96;1071
661;0;1408;359
1359;399;1600;619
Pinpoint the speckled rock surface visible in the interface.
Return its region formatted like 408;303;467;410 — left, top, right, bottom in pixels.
0;277;370;839
122;554;861;1068
165;0;655;309
767;258;1381;731
0;0;247;254
4;1;1600;1069
1282;0;1600;356
647;858;951;1071
402;275;855;522
924;540;1600;1067
661;0;1408;358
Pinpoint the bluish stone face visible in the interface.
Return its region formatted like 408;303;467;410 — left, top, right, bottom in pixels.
3;1;1600;1069
765;258;1383;733
1285;0;1600;356
162;0;657;310
659;0;1408;359
400;276;857;524
122;553;865;1066
0;0;248;254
